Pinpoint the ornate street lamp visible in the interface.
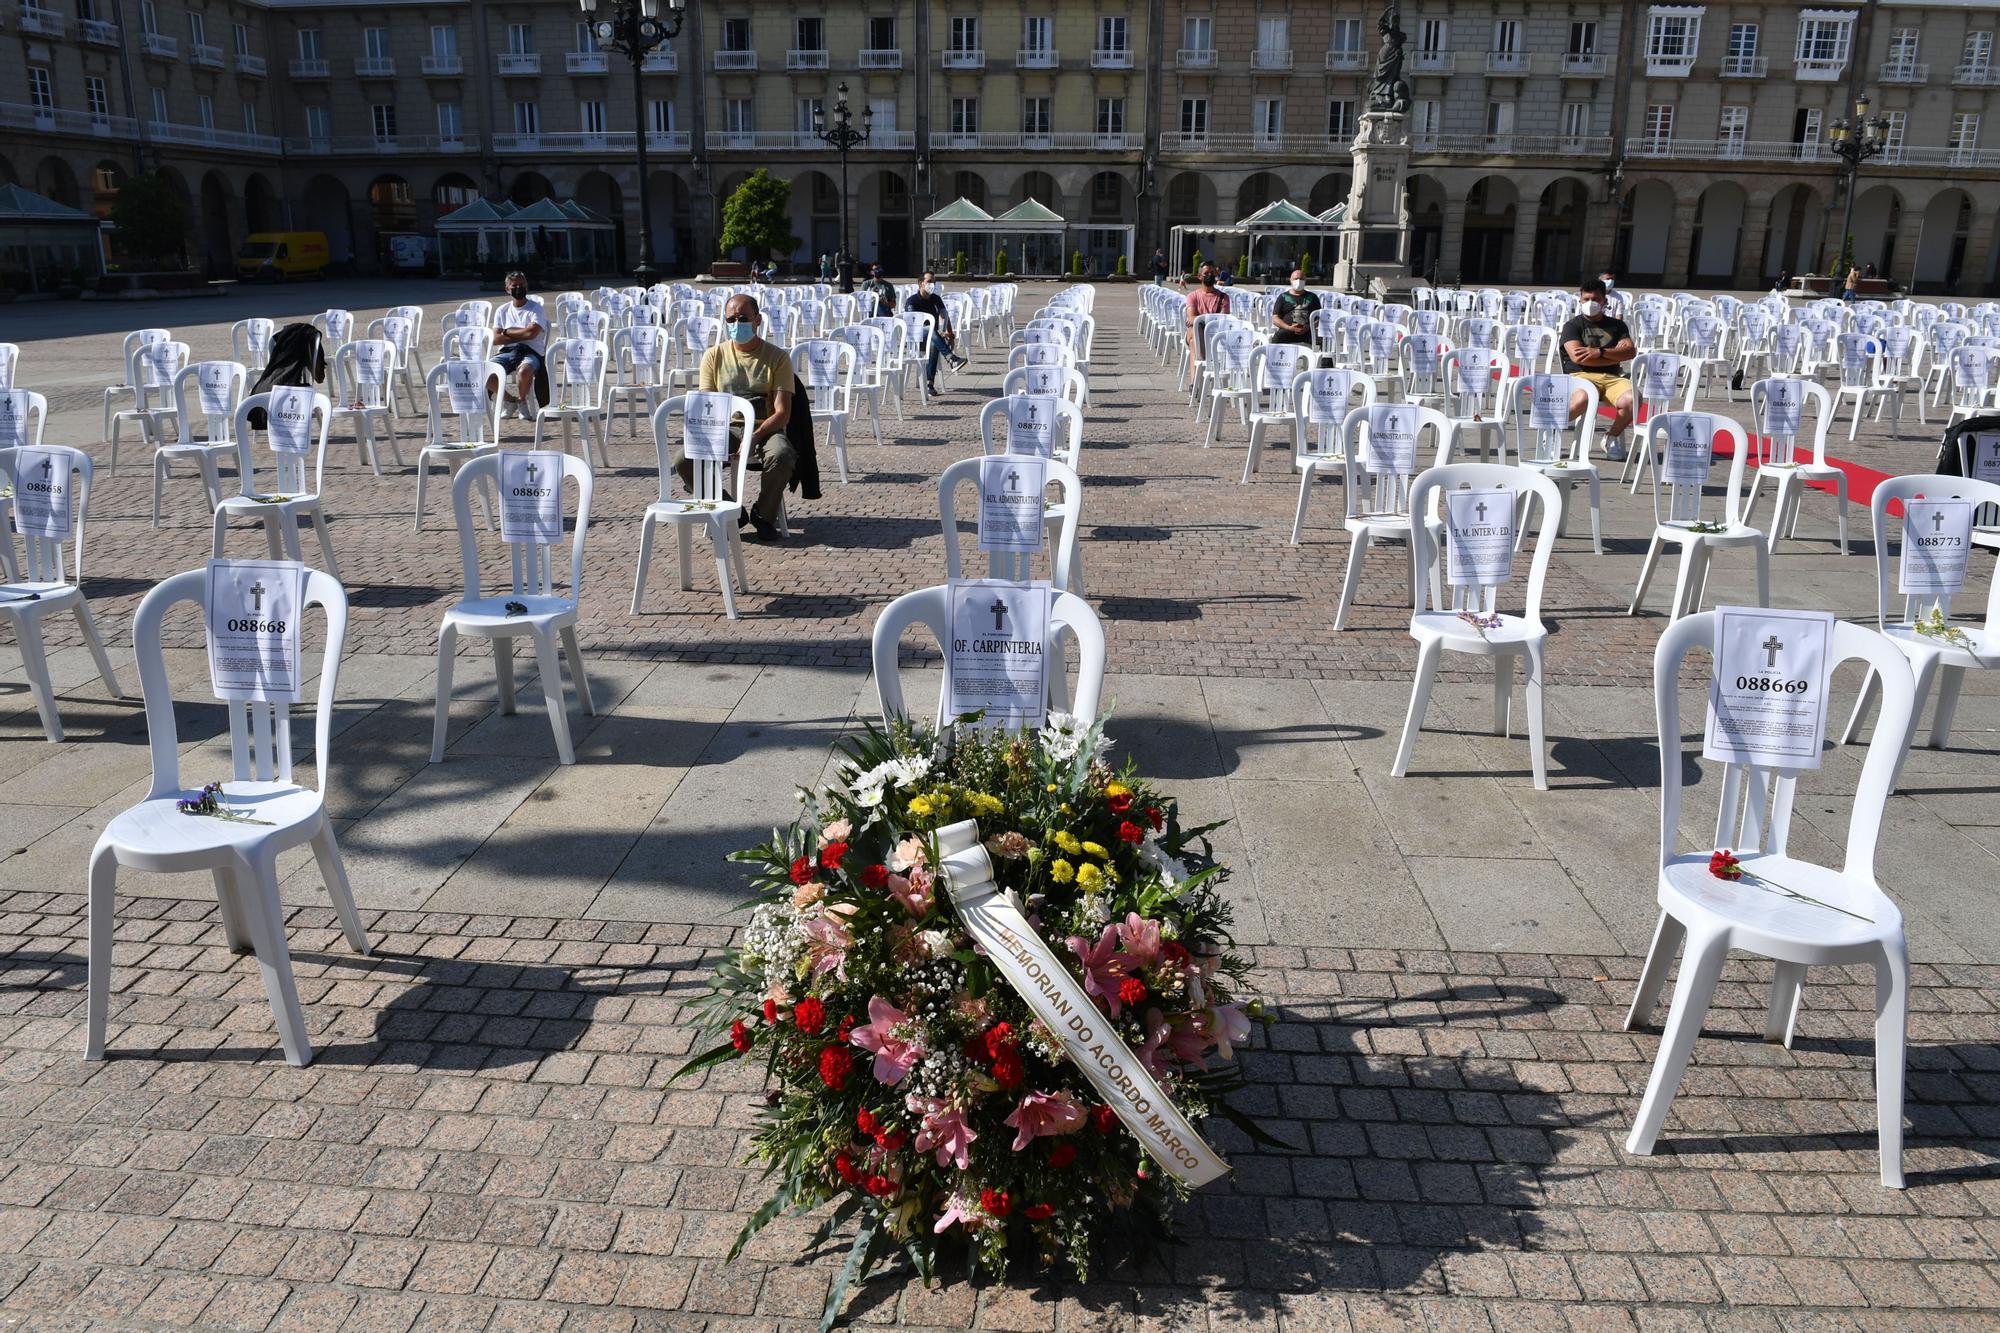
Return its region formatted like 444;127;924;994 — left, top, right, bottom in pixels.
1827;92;1886;282
812;81;872;293
577;0;685;281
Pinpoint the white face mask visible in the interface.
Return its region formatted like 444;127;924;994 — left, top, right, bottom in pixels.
1580;300;1605;318
1290;279;1304;291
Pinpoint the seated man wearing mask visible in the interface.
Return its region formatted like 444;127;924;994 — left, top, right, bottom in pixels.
491;271;546;419
1559;276;1637;462
676;295;796;542
904;270;968;395
1271;269;1318;346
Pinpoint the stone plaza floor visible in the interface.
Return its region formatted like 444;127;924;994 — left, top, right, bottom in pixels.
0;282;1997;1329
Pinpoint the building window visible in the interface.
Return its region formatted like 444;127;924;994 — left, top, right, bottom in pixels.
1183;15;1211;53
1179;97;1208;139
1560;101;1590;142
1887;28;1920;66
1793;107;1821;152
1326;98;1355;140
649;99;675;133
1568;21;1596;55
508;23;533;54
232;21;250;55
1254;97;1282;144
1643;102;1674;147
364;27;390;59
1097;16;1126;56
867;16;895;51
1331;18;1362;56
1951;112;1981;163
197;94;213;128
241;101;256;134
867;97;895;130
187;11;204;45
27;66;52;110
1257;16;1287;55
514;101;540;134
1417;19;1446;54
297;28;321;60
1727;24;1757;62
1096;96;1124;137
794;17;822;52
1963;31;1993;76
1021;95;1049;137
432;25;458;57
1485;101;1514;140
1022;16;1051;54
1414;98;1441;139
1646;11;1699;65
85;75;107;117
139;0;157;35
150;86;168;123
1090;173;1121;215
574;21;597;52
723;97;751;132
720;18;749;50
1795;15;1851;66
438;101;462;138
371;104;396;139
1492;20;1519;54
304;104;329;139
951;96;978;136
580;100;605;133
1719;104;1747;154
948;17;978;54
1879;108;1905;161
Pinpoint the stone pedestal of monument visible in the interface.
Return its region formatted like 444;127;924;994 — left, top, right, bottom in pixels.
1334;112;1416;299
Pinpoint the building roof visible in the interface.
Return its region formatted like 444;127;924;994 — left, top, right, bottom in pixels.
1237;199;1324;228
925;198;995;224
994;199;1065;226
0;184;95;224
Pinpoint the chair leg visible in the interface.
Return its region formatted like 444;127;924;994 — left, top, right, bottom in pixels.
1522;641;1548;791
560;626;595;717
494;636;516;715
1586;473;1603;554
1333;531;1369;631
413;457;430;532
1628;534;1667;616
1389;638;1444;778
713;519;740;621
73;601;124;699
311;512;339;580
212;866;251;953
150;455;166;528
15;618;62;742
1492;652;1513;737
310;823;371;955
1875;938;1910;1189
1764;960;1806;1046
1626;926;1730;1156
1839;665;1881;746
530;629;575;766
1624;911;1687;1031
1290;470;1315;545
238;856;313;1067
730;525;751;598
1929;663;1965;749
630;516;657;615
1833;473;1850;555
429;625;457;763
1752;542;1771;610
83;842;118;1060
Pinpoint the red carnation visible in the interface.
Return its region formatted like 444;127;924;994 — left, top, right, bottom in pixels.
856;1107;879;1137
836;1014;856;1042
762;998;779;1024
1709;849;1744;881
833;1152;859;1183
865;1174;896;1198
819;840;849;871
730;1020;752;1052
818;1046;853;1090
862;863;890;889
991;1049;1025;1089
1048;1143;1076;1169
1118;977;1148;1007
1106;791;1133;814
1162;941;1191;966
1090;1105;1118;1134
790;857;814;886
979;1189;1010;1217
1144;807;1164;831
877;1129;907;1152
982;1023;1015;1060
1025;1203;1055;1220
1119;821;1144;844
794;997;826;1034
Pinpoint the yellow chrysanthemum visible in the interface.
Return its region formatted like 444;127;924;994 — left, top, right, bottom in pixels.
907;796;934;818
1105;782;1132;801
1081;841;1109;859
1076;863;1104;890
1050;859;1075;884
1053;831;1082;856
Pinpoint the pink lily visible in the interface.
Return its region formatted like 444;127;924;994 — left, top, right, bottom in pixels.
1211;1004;1252;1062
1068;924;1128;1017
906;1094;978;1170
1116;913;1163;968
887;867;935;918
801;910;853;981
1002;1089;1085;1151
1167;1012;1214;1067
1136;1007;1175;1077
933;1193;979;1234
849;996;925;1085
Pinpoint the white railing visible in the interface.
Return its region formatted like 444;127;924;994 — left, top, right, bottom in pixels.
354;55;395;76
0;99;136;138
1412;132;1614;157
1484;50;1526;73
234;52;264;75
288;57;329;77
1176;47;1215;68
714;49;756;70
1410;49;1454;73
566;50;609;72
1794;57;1846;81
708;129;913;151
1647;52;1696;76
18;6;65;37
1015;47;1058;68
1954;63;1999;86
1879;60;1928;84
422;54;462;74
497;52;540;74
139;31;177;58
287;133;481;154
189;42;223;67
929;131;1133;151
859;48;901;68
80;18;118;44
649;130;691;151
1252;48;1292;69
1091;46;1131;68
1719;54;1767;77
1561;52;1606;74
942;47;983;68
1622;136;1861;164
1325;50;1365;71
641;48;675;71
785;48;826;69
149;120;281;153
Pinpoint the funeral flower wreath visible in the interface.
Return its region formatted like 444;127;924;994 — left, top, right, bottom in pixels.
673;712;1274;1329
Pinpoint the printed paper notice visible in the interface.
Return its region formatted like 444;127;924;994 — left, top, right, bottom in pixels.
10;447;70;539
0;390;29;449
947;578;1050;731
1661;414;1713;487
267;387;315;454
1967;432;2000;486
684;392;733;460
1899;498;1973;597
498;450;563;546
445;361;486;416
1006;394;1057;458
1445;488;1514;587
977;456;1045;553
1761;379;1803;437
1530;377;1568;430
205;558;305;704
1364;404;1417;475
1703;606;1834;771
196;362;234;417
1306;373;1349;425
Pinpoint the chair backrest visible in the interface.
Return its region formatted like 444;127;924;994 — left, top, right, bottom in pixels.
1769;321;1807;374
1655;610;1913;875
450;450;593;602
1948;345;1999;411
793;338;857;412
1441;347;1506;419
231;389;332;498
315;308;354;347
426;359;507;446
444;325;496;363
871;584;1106;728
1340;402;1449;518
1503;324;1557;376
1866;473;2000;634
1291;368;1377;463
336;340;397;410
0;388;48;452
119;328;171;384
976;394;1084;468
133;337;190;406
369;315;416;367
1632;351;1695;420
132;566;347;792
612;324;667;386
1009;341;1076;372
0;444;91;584
1749;376;1834;467
1399;332;1450;397
1408;461;1561;621
458;299;493;329
1505;373;1597;466
388;305;426;346
230;319;275;371
1000;364;1088;409
548;338;608;409
1646;410;1750;530
172;359;247;443
1205;323;1257;389
937;454;1083;586
651;391;757;504
1836;332;1881;390
1252;342;1315;409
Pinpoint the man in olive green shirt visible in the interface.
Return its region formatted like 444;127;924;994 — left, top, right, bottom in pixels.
676;294;796;540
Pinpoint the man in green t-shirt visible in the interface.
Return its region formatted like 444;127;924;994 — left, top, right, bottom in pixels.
675;294;795;541
1271;270;1319;345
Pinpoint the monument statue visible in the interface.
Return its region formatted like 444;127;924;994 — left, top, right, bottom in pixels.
1369;1;1410;116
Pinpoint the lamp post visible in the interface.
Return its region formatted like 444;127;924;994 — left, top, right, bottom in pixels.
811;81;872;293
577;0;685;282
1827;92;1886;283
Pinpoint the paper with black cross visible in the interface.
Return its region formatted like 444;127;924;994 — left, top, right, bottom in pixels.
1702;606;1835;771
977;456;1046;554
498;450;564;546
1899;496;1974;598
946;577;1051;732
205;558;306;704
10;447;71;539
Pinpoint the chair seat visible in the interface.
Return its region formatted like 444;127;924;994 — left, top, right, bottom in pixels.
1524;461;1596;480
0;580;79;611
157;441;227;456
1296;454;1346;473
422;442;496;455
1884;621;1999;668
104;781;324;874
217;493;321;515
1655;520;1763;547
645;497;742;521
1411;608;1544;651
442;595;579;635
1659;851;1898;956
1345;513;1414;538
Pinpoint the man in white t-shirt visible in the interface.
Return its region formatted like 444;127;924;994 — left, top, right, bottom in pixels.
490;270;547;419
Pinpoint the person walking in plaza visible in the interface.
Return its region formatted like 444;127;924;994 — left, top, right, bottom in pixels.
819;253;832;283
1845;265;1861;301
1150;248;1168;283
1559;275;1637;461
904;270;969;395
863;264;897;318
490;271;547;420
1184;261;1229;361
1270;269;1319;345
675;294;805;543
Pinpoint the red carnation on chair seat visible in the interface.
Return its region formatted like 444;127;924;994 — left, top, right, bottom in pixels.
1709;849;1744;881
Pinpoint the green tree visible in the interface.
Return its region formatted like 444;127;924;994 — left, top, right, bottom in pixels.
995;248;1009;276
718;169;798;262
110;173;188;271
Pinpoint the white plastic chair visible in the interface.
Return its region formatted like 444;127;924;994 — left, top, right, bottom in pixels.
1438;347;1508;463
1333;403;1451;630
159;360;243;526
214;392;339;577
794;339;858;484
937;454;1083;591
1832;333;1889;441
1621;352;1699;492
366;315;423;417
103;328;169;448
1241;342;1315;480
832;324;890;447
607;324;668;440
85;566;370;1067
1839;473;2000;767
415;360;507;530
387;305;430;378
1287;368;1378;543
534;338;612;469
631;393;754;619
1504;374;1603;554
313;308;354;353
872;584;1105;728
110;335;186;474
1625;610;1917;1188
443;325;497;366
0;446;124;740
1001;364;1089;414
1394;462;1562;788
430;453;595;766
329;340;404;475
230;319;275;376
1741;377;1847;555
1627;412;1769;622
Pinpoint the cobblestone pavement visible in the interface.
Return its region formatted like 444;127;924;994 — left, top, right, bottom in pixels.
2;895;2000;1330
